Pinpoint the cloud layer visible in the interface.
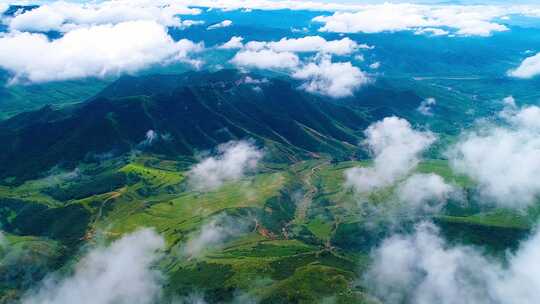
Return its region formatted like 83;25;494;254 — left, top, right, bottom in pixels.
366;222;540;304
21;229;165;304
188;140;263;191
243;36;364;56
0;20;203;83
231;49;300;70
7;0;201;32
313;3;510;36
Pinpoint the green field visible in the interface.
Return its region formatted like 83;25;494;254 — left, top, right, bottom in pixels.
0;153;533;302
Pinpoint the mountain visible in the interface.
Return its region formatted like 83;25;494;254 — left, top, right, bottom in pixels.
0;70;375;183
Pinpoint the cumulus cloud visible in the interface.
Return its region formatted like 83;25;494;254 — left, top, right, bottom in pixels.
366;221;540;304
219;36;244;49
21;229;165;304
245;36;365;56
7;0;201;32
449;103;540;209
417;97;437;116
0;20;204;83
292;55;369;98
230;49;300;70
188;140;263;191
508;52;540;79
313;3;509;37
395;173;457;215
230;36;372;96
207;20;232;30
345;117;436;194
182;215;250;258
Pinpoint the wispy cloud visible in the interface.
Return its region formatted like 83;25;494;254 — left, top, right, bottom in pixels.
21;229;165;304
188;140;263;191
181;214;251;259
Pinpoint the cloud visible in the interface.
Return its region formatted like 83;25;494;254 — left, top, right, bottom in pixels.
449;103;540;209
0;20;204;83
182;214;250;258
219;36;244;49
369;62;380;70
313;3;509;37
138;129;172;148
236;76;269;86
292;55;369;98
508;52;540;79
230;49;300;70
395;173;457;215
245;36;365;55
414;27;450;36
21;228;165;304
207;20;232;30
365;221;540;304
345;117;436;194
417;97;436;116
7;0;201;32
188;140;263;191
230;36;371;96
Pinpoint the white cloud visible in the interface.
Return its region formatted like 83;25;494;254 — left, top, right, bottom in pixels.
207;19;232;30
345;117;436;194
292;55;369;98
178;19;205;29
245;36;363;56
449;104;540;209
230;49;300;70
414;27;450;36
0;21;204;83
396;173;456;215
503;95;517;107
0;4;8;15
369;61;380;70
237;76;268;85
21;229;165;304
188;140;263;191
313;3;510;37
366;221;540;304
7;0;201;32
219;36;244;49
138;129;172;148
508;52;540;79
231;36;371;92
417;97;437;116
182;215;249;258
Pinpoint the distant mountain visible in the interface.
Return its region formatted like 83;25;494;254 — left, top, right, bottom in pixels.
0;70;378;183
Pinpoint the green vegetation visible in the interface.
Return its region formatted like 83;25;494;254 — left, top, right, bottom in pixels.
0;70;534;303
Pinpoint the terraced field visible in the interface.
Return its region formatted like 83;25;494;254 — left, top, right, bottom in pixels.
0;154;535;303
